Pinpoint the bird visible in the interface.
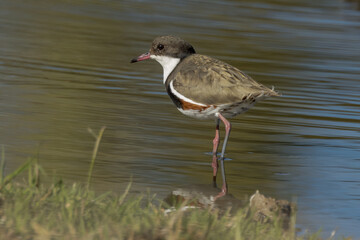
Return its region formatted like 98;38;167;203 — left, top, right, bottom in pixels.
131;35;279;199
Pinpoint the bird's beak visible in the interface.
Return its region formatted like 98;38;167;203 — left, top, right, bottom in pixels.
130;52;150;63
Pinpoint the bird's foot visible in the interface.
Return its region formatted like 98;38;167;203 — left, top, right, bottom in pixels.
212;183;227;201
212;189;226;201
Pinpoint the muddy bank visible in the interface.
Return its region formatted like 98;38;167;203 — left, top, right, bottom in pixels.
164;185;296;231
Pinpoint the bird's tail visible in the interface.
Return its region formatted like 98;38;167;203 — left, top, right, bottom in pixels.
267;86;281;97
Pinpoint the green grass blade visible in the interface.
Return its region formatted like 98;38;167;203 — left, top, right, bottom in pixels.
0;145;5;185
2;158;33;186
87;126;106;189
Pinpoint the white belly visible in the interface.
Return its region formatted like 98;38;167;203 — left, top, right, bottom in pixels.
177;101;256;120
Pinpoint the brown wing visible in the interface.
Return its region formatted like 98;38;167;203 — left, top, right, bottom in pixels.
168;54;278;105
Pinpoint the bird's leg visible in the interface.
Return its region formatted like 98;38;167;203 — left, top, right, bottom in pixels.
212;119;220;187
214;113;231;200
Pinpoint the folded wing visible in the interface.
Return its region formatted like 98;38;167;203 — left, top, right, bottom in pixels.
169;54;278;105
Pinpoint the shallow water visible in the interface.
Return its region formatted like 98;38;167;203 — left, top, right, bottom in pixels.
1;0;360;237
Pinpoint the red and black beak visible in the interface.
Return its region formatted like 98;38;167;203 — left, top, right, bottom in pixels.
130;52;150;63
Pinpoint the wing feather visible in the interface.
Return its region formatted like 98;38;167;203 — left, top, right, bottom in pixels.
168;54;278;105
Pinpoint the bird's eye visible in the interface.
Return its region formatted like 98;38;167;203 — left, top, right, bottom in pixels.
157;44;164;50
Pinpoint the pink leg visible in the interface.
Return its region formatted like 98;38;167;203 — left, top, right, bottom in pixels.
212;119;220;187
214;113;231;200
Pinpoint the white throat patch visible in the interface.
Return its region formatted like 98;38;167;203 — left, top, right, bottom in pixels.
150;55;180;83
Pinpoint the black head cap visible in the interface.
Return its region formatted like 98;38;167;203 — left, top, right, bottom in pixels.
150;35;196;59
